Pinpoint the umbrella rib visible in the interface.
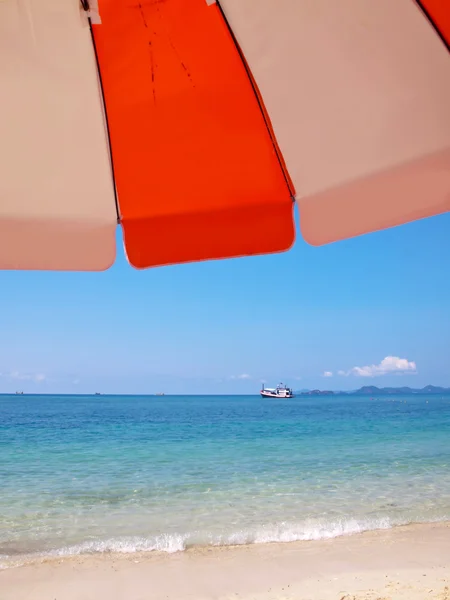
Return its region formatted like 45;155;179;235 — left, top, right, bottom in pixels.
414;0;450;52
82;1;122;225
215;0;296;202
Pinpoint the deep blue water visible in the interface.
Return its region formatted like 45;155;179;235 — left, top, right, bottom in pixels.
1;393;450;566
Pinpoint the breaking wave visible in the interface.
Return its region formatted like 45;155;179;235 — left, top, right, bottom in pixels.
2;514;448;570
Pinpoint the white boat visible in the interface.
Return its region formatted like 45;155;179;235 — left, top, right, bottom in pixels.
260;383;294;399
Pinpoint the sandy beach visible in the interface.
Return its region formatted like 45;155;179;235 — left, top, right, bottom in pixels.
1;522;449;600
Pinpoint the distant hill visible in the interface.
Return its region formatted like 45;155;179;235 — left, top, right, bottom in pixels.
353;385;450;395
295;385;450;396
295;389;335;396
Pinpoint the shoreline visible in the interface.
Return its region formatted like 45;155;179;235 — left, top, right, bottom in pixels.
1;517;449;569
1;521;449;599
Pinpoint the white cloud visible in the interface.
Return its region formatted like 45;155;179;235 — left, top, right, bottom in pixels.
338;356;417;377
229;373;252;380
4;370;46;383
9;370;27;380
323;371;333;377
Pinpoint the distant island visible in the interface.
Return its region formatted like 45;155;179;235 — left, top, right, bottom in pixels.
295;385;450;396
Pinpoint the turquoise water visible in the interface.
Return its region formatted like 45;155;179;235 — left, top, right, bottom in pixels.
1;393;450;566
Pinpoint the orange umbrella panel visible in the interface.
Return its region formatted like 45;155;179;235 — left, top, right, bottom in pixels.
91;0;295;270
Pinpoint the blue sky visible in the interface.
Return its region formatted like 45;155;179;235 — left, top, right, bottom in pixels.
1;208;449;394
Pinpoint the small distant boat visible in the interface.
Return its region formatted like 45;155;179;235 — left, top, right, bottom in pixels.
155;392;165;396
260;383;294;399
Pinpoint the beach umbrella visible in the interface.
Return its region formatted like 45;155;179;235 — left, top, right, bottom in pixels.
1;0;449;272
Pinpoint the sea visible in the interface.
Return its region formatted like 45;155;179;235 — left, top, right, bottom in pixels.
1;393;450;568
